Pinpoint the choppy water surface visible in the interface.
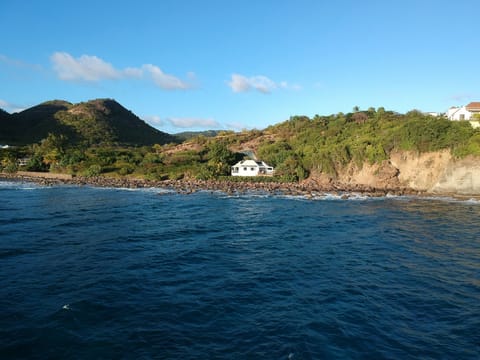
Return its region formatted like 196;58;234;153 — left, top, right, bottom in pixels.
1;181;479;359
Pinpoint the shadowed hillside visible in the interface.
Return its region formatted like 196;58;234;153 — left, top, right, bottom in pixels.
0;99;176;146
0;101;72;144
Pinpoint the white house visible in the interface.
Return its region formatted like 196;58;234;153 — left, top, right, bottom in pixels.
231;159;274;176
17;157;30;167
446;102;480;128
447;106;472;121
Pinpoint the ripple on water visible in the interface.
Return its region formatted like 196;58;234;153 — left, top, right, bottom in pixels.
0;185;479;359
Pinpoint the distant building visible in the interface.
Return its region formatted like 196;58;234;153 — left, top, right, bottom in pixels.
231;159;274;176
446;102;480;128
17;157;30;167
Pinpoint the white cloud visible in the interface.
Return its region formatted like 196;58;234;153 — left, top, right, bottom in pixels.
167;117;220;128
228;73;299;94
142;64;190;90
51;52;120;81
228;74;276;93
228;74;251;93
50;52;191;90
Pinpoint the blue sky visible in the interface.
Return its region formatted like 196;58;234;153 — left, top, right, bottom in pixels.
1;0;479;133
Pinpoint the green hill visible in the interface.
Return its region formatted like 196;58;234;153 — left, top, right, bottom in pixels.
0;99;176;146
173;130;221;142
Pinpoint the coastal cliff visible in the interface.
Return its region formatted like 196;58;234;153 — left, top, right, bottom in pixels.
310;150;480;196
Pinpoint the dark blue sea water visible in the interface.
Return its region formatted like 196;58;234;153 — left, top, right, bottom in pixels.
1;180;479;359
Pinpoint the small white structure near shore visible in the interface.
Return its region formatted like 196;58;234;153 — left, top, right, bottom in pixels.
446;102;480;128
231;159;274;176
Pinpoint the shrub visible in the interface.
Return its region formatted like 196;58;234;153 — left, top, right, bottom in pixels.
84;164;102;177
118;165;135;176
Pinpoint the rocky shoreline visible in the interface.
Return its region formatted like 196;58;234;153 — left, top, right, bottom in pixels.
0;171;427;199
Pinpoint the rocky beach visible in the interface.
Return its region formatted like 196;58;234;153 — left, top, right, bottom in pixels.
1;171;423;199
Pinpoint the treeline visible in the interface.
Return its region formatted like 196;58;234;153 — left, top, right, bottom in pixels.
0;133;242;180
254;108;480;180
1;108;480;182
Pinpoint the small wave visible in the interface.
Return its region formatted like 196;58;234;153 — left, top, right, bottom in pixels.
400;195;480;205
0;180;45;190
463;198;480;204
113;186;176;195
346;193;371;201
283;192;480;204
307;192;371;201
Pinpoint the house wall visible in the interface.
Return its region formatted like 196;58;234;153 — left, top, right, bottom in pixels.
447;106;473;121
231;160;274;176
232;165;259;176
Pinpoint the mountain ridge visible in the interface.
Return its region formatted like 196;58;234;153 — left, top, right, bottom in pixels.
0;98;177;146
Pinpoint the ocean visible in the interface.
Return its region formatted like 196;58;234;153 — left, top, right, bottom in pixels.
0;180;479;359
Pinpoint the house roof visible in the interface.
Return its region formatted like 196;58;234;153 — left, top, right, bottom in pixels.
232;159;273;168
466;102;480;111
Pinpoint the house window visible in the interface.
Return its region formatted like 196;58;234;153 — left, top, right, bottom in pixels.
251;167;255;171
460;114;465;120
243;167;247;171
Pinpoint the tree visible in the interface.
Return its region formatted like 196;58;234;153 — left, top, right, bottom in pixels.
36;133;69;168
205;141;238;176
26;154;48;171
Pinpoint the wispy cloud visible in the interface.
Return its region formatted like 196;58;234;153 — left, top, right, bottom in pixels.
0;99;26;113
50;52;192;90
142;64;190;90
228;74;276;93
167;117;220;129
225;121;250;131
144;114;257;131
143;115;220;129
449;93;473;103
0;54;43;71
227;73;300;94
143;115;164;126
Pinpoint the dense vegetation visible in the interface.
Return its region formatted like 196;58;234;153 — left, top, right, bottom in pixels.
1;102;480;182
254;109;480;180
174;130;220;142
0;99;176;146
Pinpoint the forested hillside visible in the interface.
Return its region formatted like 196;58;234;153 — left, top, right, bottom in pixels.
0;99;176;146
253;109;480;180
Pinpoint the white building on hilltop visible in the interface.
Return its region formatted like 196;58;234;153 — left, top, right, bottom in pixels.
446;102;480;128
231;159;274;176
